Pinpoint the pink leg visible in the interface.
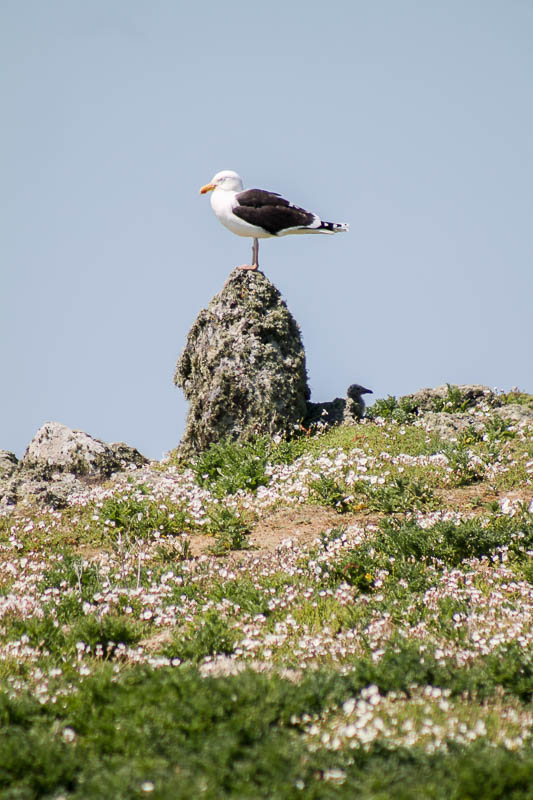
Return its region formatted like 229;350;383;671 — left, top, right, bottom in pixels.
237;238;259;270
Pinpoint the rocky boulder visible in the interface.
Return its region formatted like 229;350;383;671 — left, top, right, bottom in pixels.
417;411;481;438
0;450;18;482
174;269;310;457
493;404;533;426
406;384;499;413
0;451;19;510
3;422;148;509
20;422;146;478
394;385;533;438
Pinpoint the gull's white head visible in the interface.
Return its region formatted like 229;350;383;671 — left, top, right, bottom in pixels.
200;170;244;194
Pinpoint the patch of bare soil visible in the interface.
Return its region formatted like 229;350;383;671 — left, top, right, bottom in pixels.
248;506;357;552
438;485;532;514
139;629;173;652
189;505;371;559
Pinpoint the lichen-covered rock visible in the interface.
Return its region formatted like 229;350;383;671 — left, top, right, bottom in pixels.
406;384;499;413
418;411;480;438
5;422;148;509
0;451;19;511
417;402;533;439
12;473;81;510
174;269;310;456
20;422;147;478
0;450;18;482
493;404;533;426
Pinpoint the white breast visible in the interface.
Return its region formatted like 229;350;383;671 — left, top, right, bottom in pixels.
210;189;272;239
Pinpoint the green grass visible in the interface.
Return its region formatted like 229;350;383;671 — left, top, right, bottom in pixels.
190;437;271;496
164;611;237;663
1;663;533;798
1;393;533;797
431;383;478;413
98;486;189;541
328;513;533;591
366;394;419;423
500;390;533;409
205;505;252;554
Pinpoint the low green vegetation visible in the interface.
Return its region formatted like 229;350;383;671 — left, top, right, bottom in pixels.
3;664;533;800
98;484;189;540
500;390;533;409
366;383;504;421
204;505;251;554
191;436;271;496
365;393;419;423
1;390;532;797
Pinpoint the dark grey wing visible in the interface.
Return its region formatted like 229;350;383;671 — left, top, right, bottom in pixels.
234;188;315;235
236;189;289;208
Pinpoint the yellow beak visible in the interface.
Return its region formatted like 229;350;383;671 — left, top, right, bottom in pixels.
200;182;215;194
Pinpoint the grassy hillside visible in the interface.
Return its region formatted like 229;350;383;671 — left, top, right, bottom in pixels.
1;387;533;798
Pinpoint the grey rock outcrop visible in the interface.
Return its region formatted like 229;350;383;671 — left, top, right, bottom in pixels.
0;451;19;510
493;404;533;426
418;412;481;438
406;384;499;413
2;422;148;509
393;385;533;438
0;450;18;482
401;385;497;438
418;404;533;439
21;422;146;478
174;269;310;456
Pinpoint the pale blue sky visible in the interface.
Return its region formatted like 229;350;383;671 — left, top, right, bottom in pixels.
2;1;532;459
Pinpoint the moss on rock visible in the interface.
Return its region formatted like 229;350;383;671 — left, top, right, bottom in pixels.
174;269;310;456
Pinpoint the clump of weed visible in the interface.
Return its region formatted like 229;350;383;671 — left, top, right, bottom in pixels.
440;441;486;486
319;526;348;547
499;389;533;409
99;485;188;541
192;437;270;496
431;384;474;413
165;611;237;662
310;474;435;515
483;415;516;443
309;475;351;513
207;578;272;617
205;506;251;554
337;556;377;592
353;476;436;513
39;551;102;596
192;432;319;498
365;395;418;423
329;513;533;593
379;513;533;568
456;426;484;446
266;432;314;465
2;614;67;657
38;552;103;622
68;614;144;658
153;535;192;565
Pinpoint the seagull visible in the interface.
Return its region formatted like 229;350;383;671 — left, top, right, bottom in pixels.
200;170;349;270
346;384;373;418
